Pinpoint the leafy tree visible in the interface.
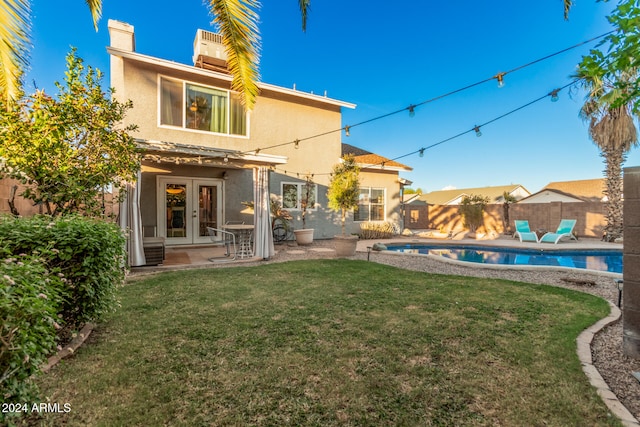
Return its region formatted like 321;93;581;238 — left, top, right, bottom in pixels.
0;49;140;217
0;0;310;111
458;194;490;233
327;154;360;236
567;0;640;111
403;187;423;195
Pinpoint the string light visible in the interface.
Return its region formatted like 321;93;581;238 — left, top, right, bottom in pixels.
549;88;560;102
408;105;416;117
294;139;300;149
233;31;611;158
255;148;260;155
239;80;578;181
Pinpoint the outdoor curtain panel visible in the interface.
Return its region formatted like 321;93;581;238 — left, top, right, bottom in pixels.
120;170;146;266
253;166;274;259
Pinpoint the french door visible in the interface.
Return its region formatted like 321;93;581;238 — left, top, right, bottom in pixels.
157;176;223;245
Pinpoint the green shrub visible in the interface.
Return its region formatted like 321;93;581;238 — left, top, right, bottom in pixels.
0;215;126;328
0;253;64;416
458;194;490;232
358;222;396;240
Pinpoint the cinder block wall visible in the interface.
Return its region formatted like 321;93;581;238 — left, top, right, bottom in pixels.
406;201;606;238
623;166;640;358
0;178;42;216
1;179;120;218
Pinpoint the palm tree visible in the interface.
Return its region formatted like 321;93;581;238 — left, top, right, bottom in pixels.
576;70;639;241
0;0;101;104
501;191;517;235
1;0;310;111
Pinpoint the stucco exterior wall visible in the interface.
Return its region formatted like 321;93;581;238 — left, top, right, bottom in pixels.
113;60;343;172
268;169;405;239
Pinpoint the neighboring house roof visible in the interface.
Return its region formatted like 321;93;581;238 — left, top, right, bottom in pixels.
519;178;607;203
416;184;530;205
543;178;606;201
341;143;413;172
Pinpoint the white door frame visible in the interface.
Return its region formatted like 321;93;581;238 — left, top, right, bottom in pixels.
157;176;224;245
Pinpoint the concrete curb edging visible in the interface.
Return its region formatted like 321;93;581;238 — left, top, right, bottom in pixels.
578;303;639;426
42;323;95;373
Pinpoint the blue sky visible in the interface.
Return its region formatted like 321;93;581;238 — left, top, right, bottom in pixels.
27;0;640;193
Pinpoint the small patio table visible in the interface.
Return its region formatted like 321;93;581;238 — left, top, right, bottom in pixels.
223;224;254;259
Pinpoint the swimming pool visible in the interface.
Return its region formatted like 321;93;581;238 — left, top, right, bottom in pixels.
385;244;623;274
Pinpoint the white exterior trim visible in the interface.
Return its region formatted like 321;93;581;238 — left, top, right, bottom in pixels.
107;47;357;110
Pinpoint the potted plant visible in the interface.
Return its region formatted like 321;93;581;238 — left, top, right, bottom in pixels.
293;174;315;245
327;154;360;256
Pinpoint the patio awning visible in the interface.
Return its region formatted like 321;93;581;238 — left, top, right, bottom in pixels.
137;139;287;168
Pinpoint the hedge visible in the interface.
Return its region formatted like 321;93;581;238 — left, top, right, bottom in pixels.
0;215;126;416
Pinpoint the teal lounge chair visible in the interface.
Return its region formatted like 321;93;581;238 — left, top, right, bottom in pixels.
539;219;577;244
514;220;538;242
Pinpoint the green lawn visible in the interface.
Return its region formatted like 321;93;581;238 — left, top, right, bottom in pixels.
31;260;619;426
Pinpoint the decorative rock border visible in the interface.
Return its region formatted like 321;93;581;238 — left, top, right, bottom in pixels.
578;303;639;426
42;323;95;373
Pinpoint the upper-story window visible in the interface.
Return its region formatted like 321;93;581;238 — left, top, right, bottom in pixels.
159;77;247;136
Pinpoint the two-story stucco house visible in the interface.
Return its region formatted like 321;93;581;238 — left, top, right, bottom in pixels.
108;21;410;265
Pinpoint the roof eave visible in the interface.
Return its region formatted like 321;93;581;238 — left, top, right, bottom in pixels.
107;47;356;110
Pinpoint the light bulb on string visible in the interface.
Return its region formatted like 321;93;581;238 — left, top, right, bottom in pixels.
294;139;300;149
419;148;425;158
344;125;351;137
473;125;482;137
549;89;560;102
494;72;505;88
408;105;415;118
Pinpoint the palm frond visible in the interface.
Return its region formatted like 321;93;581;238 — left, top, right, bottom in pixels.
84;0;102;30
299;0;311;31
0;0;30;103
208;0;260;111
564;0;573;20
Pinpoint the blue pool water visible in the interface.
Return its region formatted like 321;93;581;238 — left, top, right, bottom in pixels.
385;244;623;274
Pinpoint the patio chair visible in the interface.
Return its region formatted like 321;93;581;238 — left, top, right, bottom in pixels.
206;227;237;261
539;219;577;244
513;220;539;243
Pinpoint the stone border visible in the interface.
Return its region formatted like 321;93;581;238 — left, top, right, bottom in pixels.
42;323;94;373
577;303;640;426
